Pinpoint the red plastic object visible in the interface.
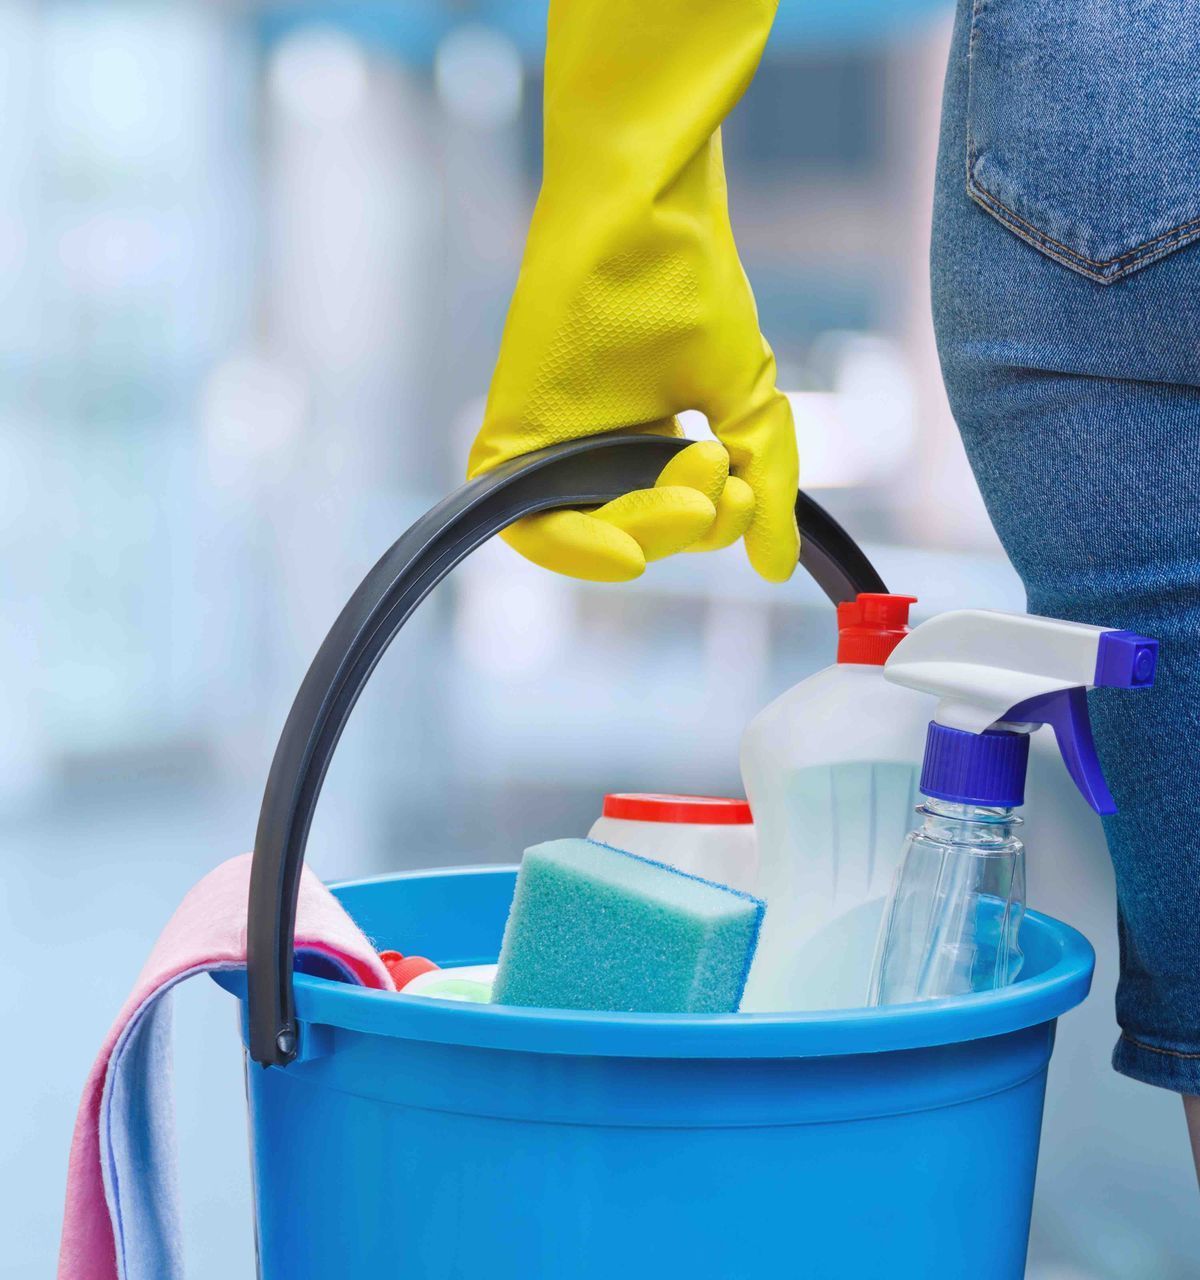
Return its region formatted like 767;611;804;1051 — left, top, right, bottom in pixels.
601;794;752;825
379;951;439;990
836;593;918;666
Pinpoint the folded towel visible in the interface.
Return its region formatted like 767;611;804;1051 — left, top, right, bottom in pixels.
57;852;394;1280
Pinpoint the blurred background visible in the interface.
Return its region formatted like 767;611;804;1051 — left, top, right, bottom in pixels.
1;1;1195;1275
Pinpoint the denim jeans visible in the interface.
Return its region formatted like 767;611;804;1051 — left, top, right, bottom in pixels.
932;0;1200;1090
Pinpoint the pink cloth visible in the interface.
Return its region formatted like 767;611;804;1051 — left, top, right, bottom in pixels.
58;853;394;1280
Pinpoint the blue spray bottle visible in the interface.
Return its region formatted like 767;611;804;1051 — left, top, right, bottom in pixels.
869;611;1157;1006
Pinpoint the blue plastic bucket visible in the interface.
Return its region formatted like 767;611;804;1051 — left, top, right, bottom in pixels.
226;440;1095;1278
217;866;1093;1280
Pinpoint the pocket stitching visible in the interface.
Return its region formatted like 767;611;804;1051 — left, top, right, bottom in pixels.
968;143;1200;275
964;4;1200;283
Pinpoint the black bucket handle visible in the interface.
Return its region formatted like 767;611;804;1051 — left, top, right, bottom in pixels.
247;433;887;1067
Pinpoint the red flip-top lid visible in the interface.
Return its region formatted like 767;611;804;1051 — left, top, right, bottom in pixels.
602;793;753;825
836;593;918;665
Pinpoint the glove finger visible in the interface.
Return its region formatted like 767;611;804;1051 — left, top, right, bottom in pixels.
716;392;800;583
742;457;800;583
654;439;729;506
593;484;717;562
685;475;754;553
500;510;646;583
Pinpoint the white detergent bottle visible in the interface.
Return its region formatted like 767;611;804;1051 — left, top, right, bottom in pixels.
740;593;932;1012
588;793;756;893
870;610;1158;1005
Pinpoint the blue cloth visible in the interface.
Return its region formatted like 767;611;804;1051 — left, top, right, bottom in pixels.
932;0;1200;1091
101;968;216;1279
97;953;364;1280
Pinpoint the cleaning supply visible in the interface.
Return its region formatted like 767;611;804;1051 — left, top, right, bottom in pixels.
871;610;1157;1005
58;853;393;1280
491;838;764;1013
230;863;1095;1280
379;950;438;989
588;792;756;893
739;592;931;1012
401;964;496;1003
222;448;1095;1277
467;0;799;583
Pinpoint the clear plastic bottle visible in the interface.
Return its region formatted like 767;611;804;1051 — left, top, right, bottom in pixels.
870;798;1025;1005
869;610;1159;1007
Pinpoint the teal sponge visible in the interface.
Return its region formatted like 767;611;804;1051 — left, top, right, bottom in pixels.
491;838;765;1014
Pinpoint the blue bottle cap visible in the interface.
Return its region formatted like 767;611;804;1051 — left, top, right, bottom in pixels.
920;722;1030;808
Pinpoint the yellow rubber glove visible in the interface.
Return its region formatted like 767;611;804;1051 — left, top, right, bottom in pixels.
467;0;799;584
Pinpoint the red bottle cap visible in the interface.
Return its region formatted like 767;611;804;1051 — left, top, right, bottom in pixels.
379;951;439;990
601;794;753;825
836;593;918;666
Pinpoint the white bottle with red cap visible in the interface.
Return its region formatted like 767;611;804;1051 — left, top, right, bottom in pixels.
738;593;933;1013
587;793;757;895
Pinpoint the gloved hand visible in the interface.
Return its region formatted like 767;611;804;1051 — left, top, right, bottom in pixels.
467;0;799;584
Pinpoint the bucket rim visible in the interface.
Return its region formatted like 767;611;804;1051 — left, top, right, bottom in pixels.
216;866;1095;1060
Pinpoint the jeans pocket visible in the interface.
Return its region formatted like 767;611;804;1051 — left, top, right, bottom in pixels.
966;0;1200;284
